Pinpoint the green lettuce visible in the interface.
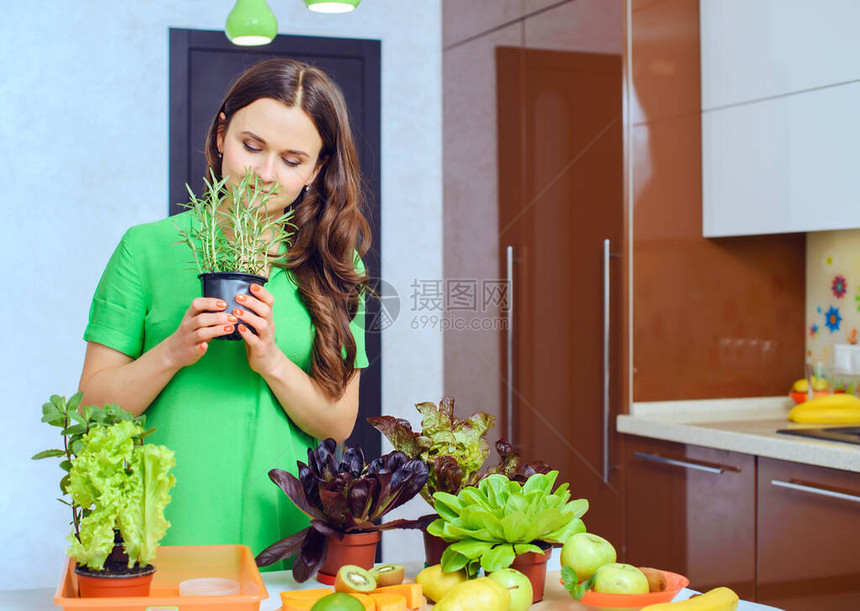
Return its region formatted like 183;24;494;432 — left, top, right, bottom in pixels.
427;471;588;576
368;396;494;503
66;421;175;570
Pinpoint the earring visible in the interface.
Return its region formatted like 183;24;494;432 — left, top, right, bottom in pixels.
304;185;310;192
218;152;223;160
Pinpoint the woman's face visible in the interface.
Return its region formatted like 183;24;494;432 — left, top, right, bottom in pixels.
216;97;324;216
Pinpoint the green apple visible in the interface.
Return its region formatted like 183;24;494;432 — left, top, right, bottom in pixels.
592;563;649;594
560;532;617;582
487;568;533;611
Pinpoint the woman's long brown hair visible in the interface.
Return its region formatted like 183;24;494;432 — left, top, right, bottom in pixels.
203;58;371;400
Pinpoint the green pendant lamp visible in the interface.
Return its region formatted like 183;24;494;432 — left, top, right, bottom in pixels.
304;0;361;13
226;0;278;46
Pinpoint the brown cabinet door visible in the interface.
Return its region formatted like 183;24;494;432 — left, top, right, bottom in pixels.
624;436;756;600
497;46;625;546
757;457;860;610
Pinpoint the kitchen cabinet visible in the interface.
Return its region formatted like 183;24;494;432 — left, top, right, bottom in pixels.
497;42;625;549
699;0;860;236
699;0;860;111
624;435;756;600
702;81;860;237
625;435;860;608
757;457;860;611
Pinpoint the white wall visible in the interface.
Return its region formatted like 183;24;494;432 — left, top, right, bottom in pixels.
0;0;442;590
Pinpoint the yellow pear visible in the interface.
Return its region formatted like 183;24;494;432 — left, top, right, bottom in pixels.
415;564;468;603
434;577;511;611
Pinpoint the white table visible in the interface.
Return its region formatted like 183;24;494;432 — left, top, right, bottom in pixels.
0;557;783;610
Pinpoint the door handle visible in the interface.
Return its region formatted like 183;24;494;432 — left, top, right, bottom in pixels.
603;239;611;483
633;452;726;474
771;479;860;503
506;245;515;445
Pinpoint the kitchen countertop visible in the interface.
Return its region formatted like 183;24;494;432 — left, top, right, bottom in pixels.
2;556;781;610
617;396;860;473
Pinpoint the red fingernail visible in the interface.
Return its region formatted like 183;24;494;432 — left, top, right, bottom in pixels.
250;284;260;292
228;315;237;323
199;343;207;351
233;308;244;316
236;294;247;303
224;325;234;333
217;300;227;309
238;324;247;333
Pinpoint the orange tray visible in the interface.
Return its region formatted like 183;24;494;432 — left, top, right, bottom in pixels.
54;544;268;610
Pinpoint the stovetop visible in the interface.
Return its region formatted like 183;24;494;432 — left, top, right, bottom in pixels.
777;426;860;446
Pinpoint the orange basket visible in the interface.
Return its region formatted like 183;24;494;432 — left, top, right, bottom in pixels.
54;545;268;610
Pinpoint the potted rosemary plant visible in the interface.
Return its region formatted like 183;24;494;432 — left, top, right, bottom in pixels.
255;438;429;584
33;393;176;598
367;396;495;564
427;470;588;603
175;170;296;340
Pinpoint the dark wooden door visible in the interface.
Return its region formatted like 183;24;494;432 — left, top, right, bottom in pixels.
169;29;381;457
497;48;625;547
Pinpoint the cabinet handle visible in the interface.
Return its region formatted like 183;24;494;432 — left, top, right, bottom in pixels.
603;239;611;483
633;452;725;474
770;479;860;503
506;245;515;445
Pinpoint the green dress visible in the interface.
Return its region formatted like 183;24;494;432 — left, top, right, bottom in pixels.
83;211;368;569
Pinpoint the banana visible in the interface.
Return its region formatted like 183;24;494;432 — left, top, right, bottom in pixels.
788;406;860;424
788;394;860;424
640;586;739;611
789;393;860;412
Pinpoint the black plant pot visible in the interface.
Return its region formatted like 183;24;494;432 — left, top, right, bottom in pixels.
199;272;268;340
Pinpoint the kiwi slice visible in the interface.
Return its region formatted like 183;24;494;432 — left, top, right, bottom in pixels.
369;563;405;587
334;564;377;593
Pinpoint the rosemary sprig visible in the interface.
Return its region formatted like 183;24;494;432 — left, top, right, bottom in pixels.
176;169;297;277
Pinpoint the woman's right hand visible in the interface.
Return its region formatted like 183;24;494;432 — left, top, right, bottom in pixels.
165;298;237;368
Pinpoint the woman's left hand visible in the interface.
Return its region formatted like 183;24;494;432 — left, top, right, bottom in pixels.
234;283;283;376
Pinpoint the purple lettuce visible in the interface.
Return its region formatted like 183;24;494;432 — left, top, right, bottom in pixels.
255;438;429;582
482;439;552;483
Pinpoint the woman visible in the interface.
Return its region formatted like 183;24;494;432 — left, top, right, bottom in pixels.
78;59;371;567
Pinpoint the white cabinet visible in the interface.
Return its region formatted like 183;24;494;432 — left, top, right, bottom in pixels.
700;0;860;111
700;0;860;237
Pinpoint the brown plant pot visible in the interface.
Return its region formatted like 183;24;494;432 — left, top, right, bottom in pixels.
73;564;156;598
422;528;451;567
316;531;381;585
509;546;552;603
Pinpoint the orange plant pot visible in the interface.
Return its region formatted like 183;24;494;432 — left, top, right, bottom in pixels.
509;547;552;603
317;531;380;585
73;565;155;598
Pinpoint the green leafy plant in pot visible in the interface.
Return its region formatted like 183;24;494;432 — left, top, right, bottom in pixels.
255;438;429;584
175;169;296;340
33;393;176;598
428;470;588;602
367;396;495;564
